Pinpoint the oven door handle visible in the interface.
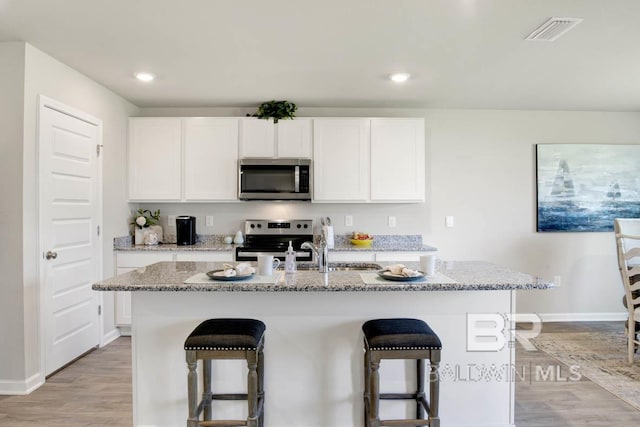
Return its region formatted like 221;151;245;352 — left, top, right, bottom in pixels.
237;251;286;258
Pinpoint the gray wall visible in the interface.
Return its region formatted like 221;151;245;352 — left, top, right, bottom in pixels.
0;42;26;384
0;42;138;389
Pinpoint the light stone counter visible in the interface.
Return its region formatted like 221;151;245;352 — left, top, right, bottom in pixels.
92;260;552;292
113;234;437;253
95;260;553;427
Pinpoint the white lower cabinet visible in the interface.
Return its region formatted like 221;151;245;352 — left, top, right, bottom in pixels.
328;251;429;263
115;251;233;330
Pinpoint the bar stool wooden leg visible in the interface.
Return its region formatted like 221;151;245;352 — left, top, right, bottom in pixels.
247;352;258;427
203;359;212;421
429;351;440;427
257;349;265;427
369;357;381;427
417;358;425;421
364;347;371;427
186;350;198;427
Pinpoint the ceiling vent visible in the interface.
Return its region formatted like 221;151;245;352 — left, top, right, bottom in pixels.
526;17;583;41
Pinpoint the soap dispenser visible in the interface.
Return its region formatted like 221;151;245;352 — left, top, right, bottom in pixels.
284;241;297;273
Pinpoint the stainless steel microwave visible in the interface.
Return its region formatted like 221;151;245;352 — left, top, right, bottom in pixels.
238;158;312;201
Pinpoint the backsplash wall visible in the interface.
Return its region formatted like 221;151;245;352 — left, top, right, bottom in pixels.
133;201;430;241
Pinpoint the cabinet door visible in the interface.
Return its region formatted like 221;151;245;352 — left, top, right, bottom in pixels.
370;119;425;202
240;119;275;158
276;119;312;158
184;118;239;201
128;118;182;201
313;119;370;201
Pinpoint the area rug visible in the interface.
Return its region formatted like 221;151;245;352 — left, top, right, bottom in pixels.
531;330;640;411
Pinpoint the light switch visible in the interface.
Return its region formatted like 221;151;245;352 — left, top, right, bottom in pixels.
445;216;454;228
388;216;397;228
167;215;176;227
345;215;353;227
206;215;214;227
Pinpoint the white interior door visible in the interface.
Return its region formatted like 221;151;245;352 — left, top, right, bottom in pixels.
39;100;101;376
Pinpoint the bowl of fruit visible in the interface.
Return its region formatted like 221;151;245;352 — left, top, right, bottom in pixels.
350;232;374;247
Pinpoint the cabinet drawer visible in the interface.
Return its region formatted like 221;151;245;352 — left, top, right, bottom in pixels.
116;252;174;267
175;252;234;262
328;252;375;262
375;252;423;262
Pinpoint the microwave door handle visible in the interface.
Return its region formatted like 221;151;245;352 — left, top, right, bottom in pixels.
294;166;300;192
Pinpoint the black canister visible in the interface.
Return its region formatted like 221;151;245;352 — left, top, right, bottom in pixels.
176;216;196;245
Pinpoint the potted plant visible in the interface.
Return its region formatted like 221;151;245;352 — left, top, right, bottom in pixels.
253;100;297;123
132;209;163;245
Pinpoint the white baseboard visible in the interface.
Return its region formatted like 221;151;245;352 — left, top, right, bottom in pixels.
101;328;121;347
0;373;43;395
537;312;627;322
118;325;131;336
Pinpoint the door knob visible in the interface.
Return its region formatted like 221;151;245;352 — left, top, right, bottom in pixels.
46;251;58;260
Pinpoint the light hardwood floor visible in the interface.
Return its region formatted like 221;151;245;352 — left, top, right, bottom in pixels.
0;322;638;426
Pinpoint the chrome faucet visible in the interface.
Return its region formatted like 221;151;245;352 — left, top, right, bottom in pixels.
301;235;329;273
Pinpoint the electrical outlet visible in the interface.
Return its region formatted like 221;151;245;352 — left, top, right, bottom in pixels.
345;215;353;227
445;216;454;228
553;275;561;287
388;216;397;228
167;215;176;227
206;215;214;227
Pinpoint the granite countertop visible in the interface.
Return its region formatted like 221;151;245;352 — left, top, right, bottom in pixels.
92;260;553;292
113;234;437;252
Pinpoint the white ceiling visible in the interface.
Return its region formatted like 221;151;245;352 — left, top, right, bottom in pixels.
1;0;639;111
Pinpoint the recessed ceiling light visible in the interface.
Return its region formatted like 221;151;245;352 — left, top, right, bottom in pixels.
135;72;155;82
390;73;411;83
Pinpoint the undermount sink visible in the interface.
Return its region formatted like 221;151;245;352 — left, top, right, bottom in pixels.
295;262;382;272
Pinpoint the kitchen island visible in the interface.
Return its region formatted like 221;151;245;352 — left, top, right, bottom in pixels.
93;261;552;427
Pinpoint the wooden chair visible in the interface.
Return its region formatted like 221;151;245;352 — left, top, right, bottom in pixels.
363;318;441;427
184;318;265;427
614;219;640;364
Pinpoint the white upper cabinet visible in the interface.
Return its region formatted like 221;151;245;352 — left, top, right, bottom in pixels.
240;119;275;158
184;118;239;201
313;119;370;202
370;118;425;202
276;119;312;158
128;118;182;201
128;117;239;202
240;118;312;158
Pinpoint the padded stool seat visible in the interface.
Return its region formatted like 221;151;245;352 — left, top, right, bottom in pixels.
362;318;442;350
363;318;441;427
185;318;266;350
185;318;265;427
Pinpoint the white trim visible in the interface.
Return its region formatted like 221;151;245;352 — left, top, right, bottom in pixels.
536;312;628;322
0;373;44;395
101;328;121;347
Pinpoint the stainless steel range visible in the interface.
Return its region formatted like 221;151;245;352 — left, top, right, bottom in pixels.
235;219;314;262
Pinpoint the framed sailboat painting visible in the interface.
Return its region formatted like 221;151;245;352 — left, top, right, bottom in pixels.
536;144;640;232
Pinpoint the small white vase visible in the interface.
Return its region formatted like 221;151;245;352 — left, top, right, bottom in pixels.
135;225;163;245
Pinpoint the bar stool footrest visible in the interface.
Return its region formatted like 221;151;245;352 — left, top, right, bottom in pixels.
380;392;419;400
199;420;247;427
211;393;249;400
380;419;429;427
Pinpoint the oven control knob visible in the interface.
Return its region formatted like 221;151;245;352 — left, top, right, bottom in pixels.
257;224;262;228
250;224;255;228
303;224;308;229
297;224;301;228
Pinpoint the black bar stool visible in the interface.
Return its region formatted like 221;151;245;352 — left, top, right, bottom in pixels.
362;318;441;427
184;318;266;427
